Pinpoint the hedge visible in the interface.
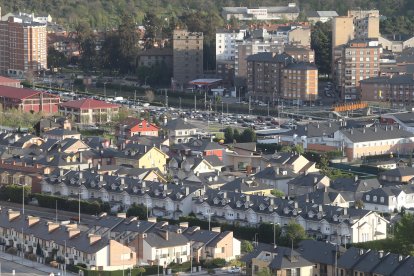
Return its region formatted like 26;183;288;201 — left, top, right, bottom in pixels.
79;265;158;276
34;193;110;215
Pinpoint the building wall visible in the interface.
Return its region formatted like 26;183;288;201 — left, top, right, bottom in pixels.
138;147;167;173
0;18;47;76
284;48;315;63
288;28;311;48
59;107;119;124
346;138;414;161
173;30;203;89
282;67;318;101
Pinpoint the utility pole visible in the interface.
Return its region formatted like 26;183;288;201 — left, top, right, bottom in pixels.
267;102;270;117
165;89;168;108
134;90;137;106
179;97;182;111
104;82;107;101
248;96;251;115
194;94;197;111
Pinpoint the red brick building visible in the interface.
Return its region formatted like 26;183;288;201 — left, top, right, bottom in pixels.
116;117;159;140
0;85;59;113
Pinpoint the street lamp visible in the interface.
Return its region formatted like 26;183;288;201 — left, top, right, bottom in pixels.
190;240;193;275
22;183;26;215
78;190;86;224
156;248;160;276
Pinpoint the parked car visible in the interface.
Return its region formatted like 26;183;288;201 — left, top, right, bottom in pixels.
228;267;241;273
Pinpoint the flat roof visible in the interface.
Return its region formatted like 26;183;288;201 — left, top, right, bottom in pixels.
189;79;222;85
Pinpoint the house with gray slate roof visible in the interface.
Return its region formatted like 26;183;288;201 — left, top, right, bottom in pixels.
193;190;388;244
41;170;202;219
362;185;414;213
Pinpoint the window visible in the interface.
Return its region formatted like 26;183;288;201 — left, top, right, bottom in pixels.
366;195;370;201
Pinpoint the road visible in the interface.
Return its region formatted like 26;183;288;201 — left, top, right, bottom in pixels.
0;258;52;275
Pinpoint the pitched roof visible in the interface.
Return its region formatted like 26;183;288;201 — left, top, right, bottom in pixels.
0;86;56;100
59;98;119;110
0;76;20;84
339;125;414;143
164;118;197;130
246;52;295;63
297;240;344;265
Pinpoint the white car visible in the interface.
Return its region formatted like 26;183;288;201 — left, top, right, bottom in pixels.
228;267;241;273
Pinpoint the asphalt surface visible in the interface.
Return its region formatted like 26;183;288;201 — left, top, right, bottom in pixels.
0;258;53;275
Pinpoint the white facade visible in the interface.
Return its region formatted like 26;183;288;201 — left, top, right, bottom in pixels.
142;240;190;266
216;30;246;61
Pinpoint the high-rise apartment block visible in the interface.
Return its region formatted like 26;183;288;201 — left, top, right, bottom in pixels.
172;30;203;89
341;39;381;100
332;10;380;98
282;63;318;102
246;52;295;102
0;14;47;77
216;29;246;61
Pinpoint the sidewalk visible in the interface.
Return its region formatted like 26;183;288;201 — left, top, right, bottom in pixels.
0;251;76;275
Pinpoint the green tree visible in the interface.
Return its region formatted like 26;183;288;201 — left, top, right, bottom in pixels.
224;127;234;144
47;47;67;69
118;12;139;74
239;128;256;143
233;129;240;142
241;240;254;253
143;11;163;48
75;22;96;72
395;214;414;254
257;267;271;276
270;189;284;198
100;32;121;73
126;203;148;220
285;221;307;248
311;21;332;76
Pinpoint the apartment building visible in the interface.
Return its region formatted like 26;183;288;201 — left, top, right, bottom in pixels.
221;4;299;21
284;45;315;63
341;39;381;100
360;74;414;107
281;62;318;102
235;41;284;81
246;52;295;103
215;29;246;61
172;30;203;89
116;118;159;140
332;10;380;91
59;98;119;124
287;27;311;48
307;11;339;23
0;15;47;77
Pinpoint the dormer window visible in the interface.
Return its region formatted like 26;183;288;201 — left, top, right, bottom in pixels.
380;197;384;203
373;196;377;202
236;201;241;208
366;195;370;201
111;184;116;190
213;198;219;204
259;204;265;211
283;207;289;214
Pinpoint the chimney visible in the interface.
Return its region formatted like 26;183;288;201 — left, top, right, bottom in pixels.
314;176;318;184
47;222;60;233
223;191;227;199
160;230;169;240
211;227;221;233
147;217;157;223
144;145;148;152
97;163;101;170
179;222;189;228
294;201;298;209
270;198;275;205
120;178;125;185
185;187;190;196
88;234;102;245
354;175;358;182
8;210;20;221
343;207;348;215
117;213;126;218
68;228;81;238
27;216;40;227
79;171;83;179
378;250;384;258
246;195;250;202
99;175;104;182
318;205;323;212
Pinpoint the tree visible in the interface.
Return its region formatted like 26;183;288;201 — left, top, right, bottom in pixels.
241;240;254;253
136;267;146;276
224;127;234;144
395;214;414;254
239;128;257;143
271;189;284;198
311;21;332;76
126;203;148;220
145;90;155;103
47;47;67;69
75;22;97;72
285;221;307;248
233;129;240;142
256;268;271;276
100;32;121;73
143;11;163;47
118;12;139;74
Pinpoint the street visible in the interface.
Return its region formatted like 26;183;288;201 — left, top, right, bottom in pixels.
0;258;54;275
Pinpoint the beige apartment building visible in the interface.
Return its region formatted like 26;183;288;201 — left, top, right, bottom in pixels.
332;10;380;91
341;39;381;100
172;30;203;89
282;62;318;102
287;26;311;48
0;15;47;77
284;45;315;63
246;52;295;103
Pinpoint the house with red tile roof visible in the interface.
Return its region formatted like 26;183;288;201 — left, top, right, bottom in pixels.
0;85;59;113
116;117;159;140
59;98;120;124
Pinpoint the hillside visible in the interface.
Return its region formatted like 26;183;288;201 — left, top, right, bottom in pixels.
2;0;413;28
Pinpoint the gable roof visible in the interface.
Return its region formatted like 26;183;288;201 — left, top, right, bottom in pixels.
339;125;414;143
59;98;119;110
0;86;57;100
